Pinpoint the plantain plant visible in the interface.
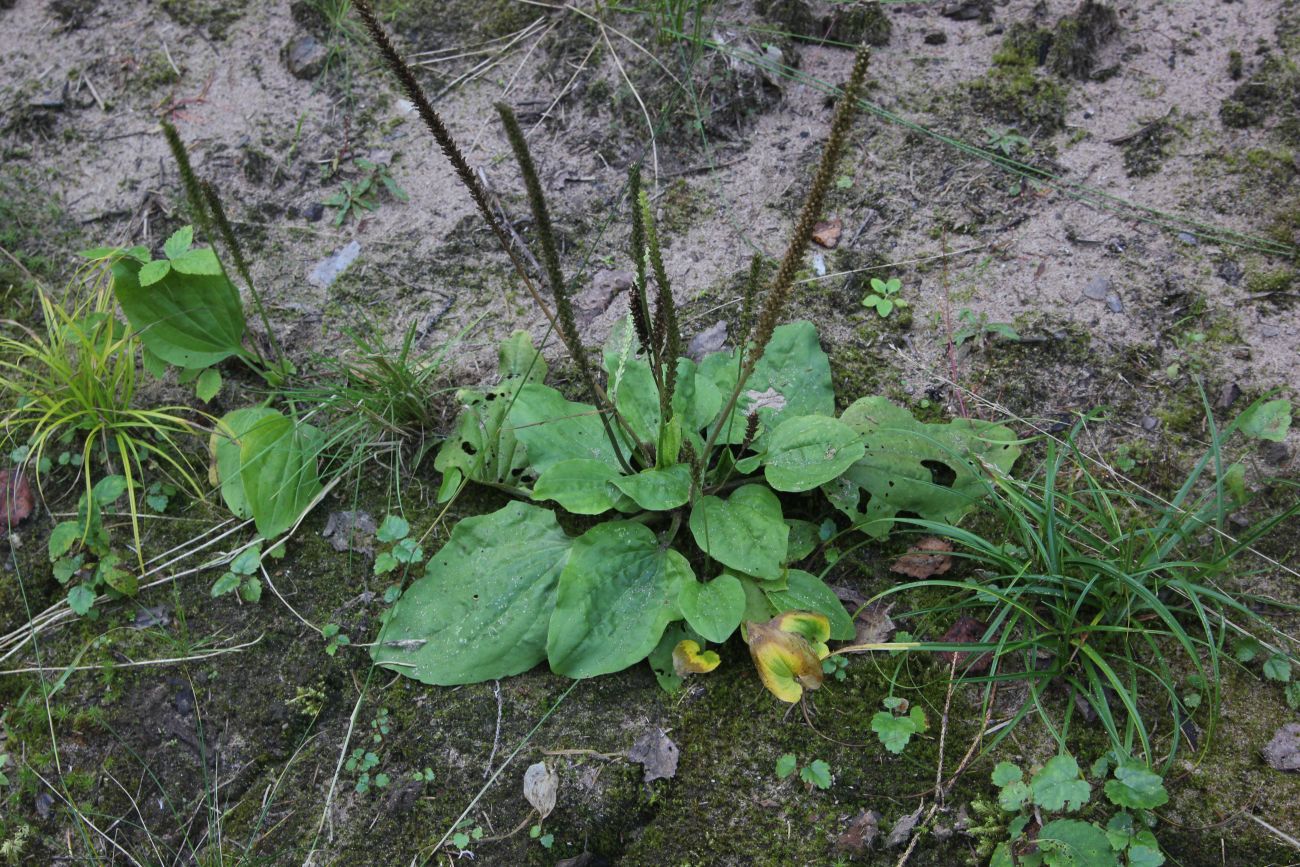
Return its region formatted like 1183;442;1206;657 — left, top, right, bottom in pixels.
353;0;1022;700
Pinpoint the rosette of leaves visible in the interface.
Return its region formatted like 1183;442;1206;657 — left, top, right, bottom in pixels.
372;318;1020;693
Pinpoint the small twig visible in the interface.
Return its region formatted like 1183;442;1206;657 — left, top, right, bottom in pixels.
484;680;503;779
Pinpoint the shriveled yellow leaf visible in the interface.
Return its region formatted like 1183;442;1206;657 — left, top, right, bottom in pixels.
744;618;825;703
773;610;831;658
672;639;720;676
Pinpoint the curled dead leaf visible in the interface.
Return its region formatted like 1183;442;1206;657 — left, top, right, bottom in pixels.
523;761;558;818
835;809;882;853
935;615;993;674
811;217;843;249
1;468;33;530
744;615;826;703
627;729;678;782
890;536;954;579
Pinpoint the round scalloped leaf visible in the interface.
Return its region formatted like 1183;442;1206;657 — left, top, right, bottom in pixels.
1030;755;1091;813
1103;764;1168;810
677;573;746;643
373;502;572;684
689;484;787;580
547;522;693;678
992;762;1023;787
1036;819;1113;867
762;415;864;492
1238;398;1291;442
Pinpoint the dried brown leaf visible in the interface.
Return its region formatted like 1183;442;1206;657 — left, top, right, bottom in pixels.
1;468;33;530
935;615;993;674
890;536;954;579
811;217;843;249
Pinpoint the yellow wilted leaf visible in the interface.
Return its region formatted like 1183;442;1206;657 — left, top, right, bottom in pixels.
672;639;720;676
744;618;825;703
772;611;831;659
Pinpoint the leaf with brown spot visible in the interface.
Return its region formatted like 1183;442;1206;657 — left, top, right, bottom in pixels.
936;615;993;674
890;537;954;579
1;469;34;530
811;217;843;249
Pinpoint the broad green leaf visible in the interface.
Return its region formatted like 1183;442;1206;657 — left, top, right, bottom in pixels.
376;514;410;543
547;522;692;678
784;519;820;562
992;762;1023;787
238;412;324;539
698;321;835;448
1031;755;1091;813
533;459;621;515
762;415;864;492
497;330;548;383
1238;398;1291;442
1104;764;1168;810
677;573;745;643
211;572;240;596
434;383;528;501
827;396;1021;538
163;225;193;260
735;572;777;622
765;570;854;640
609;464;692;511
142;347;167;379
603;327;721;446
93;474;128;506
138;259;171;287
507;383;627;474
195;368;221;402
48;521;83;560
212;407;278;519
1035;819;1113;867
169;248;224;276
373;502;572;684
689;484;787;580
111;255;246;368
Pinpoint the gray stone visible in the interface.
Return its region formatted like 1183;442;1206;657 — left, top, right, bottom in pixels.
1141;416;1160;431
308;240;361;288
1105;293;1124;313
687;321;728;360
1083;275;1111;301
285;34;329;80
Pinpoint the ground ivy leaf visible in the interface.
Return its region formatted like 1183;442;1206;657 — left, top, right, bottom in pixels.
48;521;83;560
1103;764;1168;810
374;501;572;684
871;708;926;755
762;415;864;492
547;522;692;678
775;753;797;778
992;761;1023;787
689;484;787;580
677;573;745;643
67;584;96;615
1030;755;1091;812
1263;653;1292;682
376;514;410;543
765;570;854;640
609;464;692;511
998;780;1031;812
211;572;240;596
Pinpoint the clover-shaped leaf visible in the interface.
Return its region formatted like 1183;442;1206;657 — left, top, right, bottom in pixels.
870;704;928;755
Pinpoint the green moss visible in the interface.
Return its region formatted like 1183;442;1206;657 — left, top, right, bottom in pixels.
131;51;182;90
754;0;816;36
1121;113;1176;178
1246;267;1297;294
1045;0;1119;80
381;0;541;43
158;0;251;41
825;1;892;47
968;51;1069;133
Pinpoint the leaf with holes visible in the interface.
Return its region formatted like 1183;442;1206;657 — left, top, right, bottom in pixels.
825;397;1020;539
374;501;572;684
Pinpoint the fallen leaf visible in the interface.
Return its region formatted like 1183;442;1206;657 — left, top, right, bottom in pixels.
523;761;558;818
835;809;882;852
745;615;826;703
321;510;377;554
890;537;954;579
1;468;34;530
811;217;843;249
687;320;728;361
628;730;678;783
885;804;923;848
855;601;897;645
935;616;993;674
1264;723;1300;772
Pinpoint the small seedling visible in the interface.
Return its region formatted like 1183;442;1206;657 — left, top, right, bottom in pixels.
371;707;390;743
322;623;350;656
775;753;833;790
984;126;1030;157
324;158;408;226
411;767;435;783
211;543;263;602
345;748;388;794
861;277;907;318
870;696;928;755
821;654;849;682
450;822;485;850
48;475;135;616
529;824;555;848
374;513;423;575
951;308;1020;347
145;481;176;512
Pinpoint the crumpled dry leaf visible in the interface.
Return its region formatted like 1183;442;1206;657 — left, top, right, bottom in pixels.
936;616;993;674
885;804;923;848
835;809;882;852
1264;723;1300;771
745;615;826;703
855;601;897;645
1;468;33;530
321;510;377;554
811;217;843;249
523;761;558;818
890;537;954;579
628;729;679;783
672;639;720;677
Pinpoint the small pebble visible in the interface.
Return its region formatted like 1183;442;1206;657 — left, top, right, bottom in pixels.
1083;275;1111;301
1176;232;1198;245
1141;416;1160;431
1105;293;1124;313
